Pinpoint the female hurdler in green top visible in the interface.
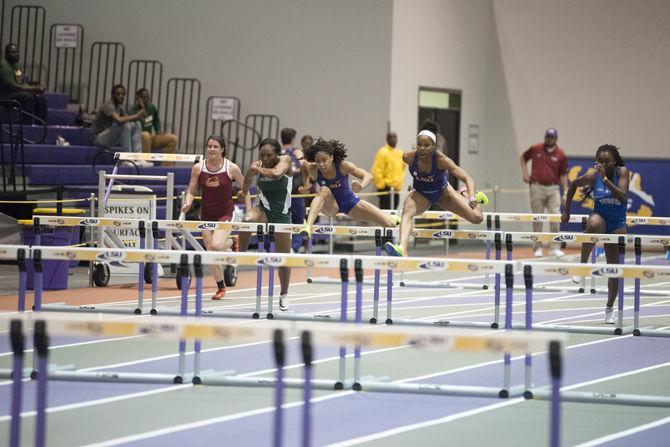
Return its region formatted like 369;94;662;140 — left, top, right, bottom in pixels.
238;138;294;311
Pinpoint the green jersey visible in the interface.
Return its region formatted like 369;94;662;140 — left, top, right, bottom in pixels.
257;174;292;223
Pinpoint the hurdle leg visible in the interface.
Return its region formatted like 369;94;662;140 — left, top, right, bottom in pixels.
272;329;286;447
336;259;348;390
150;222;159;315
483;215;492;290
301;331;313;447
34;321;48;447
31;250;43;377
306;236;313;281
267;234;276;319
9;320;24;447
17;249;27;312
385;268;393;325
175;254;189;383
136;221;146;315
353;260;363;390
633;237;641;336
523;266;534;399
589;245;597;294
615;237;625;335
500;264;513;398
549;341;562;447
492;233;502;328
193;255;204;384
33;250;43;312
371;231;381;324
253;226;264;319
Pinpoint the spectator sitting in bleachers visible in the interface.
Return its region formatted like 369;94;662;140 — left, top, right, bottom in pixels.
90;84;151;166
128;88;178;166
0;43;47;124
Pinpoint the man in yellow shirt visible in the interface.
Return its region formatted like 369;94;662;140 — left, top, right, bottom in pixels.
371;131;404;210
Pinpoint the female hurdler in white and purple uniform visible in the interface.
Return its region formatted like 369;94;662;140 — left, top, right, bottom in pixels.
385;129;488;257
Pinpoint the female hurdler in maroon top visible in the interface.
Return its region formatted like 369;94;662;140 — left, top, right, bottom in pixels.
182;135;250;300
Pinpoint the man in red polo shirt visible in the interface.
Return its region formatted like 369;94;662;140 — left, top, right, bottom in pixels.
520;127;569;257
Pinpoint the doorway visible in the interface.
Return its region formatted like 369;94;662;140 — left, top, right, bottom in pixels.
417;88;461;189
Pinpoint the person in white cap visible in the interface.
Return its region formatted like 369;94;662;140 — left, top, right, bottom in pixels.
520;127;569;257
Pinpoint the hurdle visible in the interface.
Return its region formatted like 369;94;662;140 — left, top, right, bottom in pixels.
517;259;670;336
2;311;566;447
0;245;534;390
29;215;157;315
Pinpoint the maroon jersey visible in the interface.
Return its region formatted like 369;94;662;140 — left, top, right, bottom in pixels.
198;158;235;221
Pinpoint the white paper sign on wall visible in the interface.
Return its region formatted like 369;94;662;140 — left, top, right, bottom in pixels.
55;25;79;48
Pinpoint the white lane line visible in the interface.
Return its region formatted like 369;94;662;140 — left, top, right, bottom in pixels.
0;384;192;422
574;415;670;447
0;335;145;358
325;361;670;447
3;306;662;443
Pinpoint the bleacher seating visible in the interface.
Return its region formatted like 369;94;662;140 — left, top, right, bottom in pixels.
11;92;192;220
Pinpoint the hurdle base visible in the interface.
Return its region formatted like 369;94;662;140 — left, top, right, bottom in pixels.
197;375;339;391
632;328;670;338
41;303;146;315
532;389;670;408
271;313;336;322
308;277;393;288
358;380;504;398
158;308;255;319
393;318;497;330
512;322;631;336
397;280;460;290
47;370;189;384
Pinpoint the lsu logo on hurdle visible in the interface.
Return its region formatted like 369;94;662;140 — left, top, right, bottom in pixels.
197;222;218;230
432;230;454;238
419;260;449;270
553;234;576;242
96;251;126;263
314;226;335;234
258;256;286;266
79;218;100;226
591;267;621;277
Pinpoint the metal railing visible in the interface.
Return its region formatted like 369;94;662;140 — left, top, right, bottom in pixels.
47;23;84;103
0;0;5;49
0;99;26;192
220;120;261;172
9;5;45;84
162;77;200;154
125;60;163;111
245;113;279;141
85;41;125;111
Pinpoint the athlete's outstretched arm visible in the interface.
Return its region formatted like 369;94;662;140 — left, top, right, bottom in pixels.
561;172;596;223
253;155;292;180
438;153;475;197
341;160;372;193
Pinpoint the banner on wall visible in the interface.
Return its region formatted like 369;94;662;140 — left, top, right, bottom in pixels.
564;157;669;235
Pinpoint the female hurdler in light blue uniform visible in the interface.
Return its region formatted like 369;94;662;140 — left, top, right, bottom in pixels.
562;144;629;324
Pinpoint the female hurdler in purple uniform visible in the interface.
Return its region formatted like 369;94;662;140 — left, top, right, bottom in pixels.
385;129;488;257
299;138;400;237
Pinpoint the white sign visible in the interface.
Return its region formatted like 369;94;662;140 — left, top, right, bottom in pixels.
105;194;155;248
468;124;479;154
104;189;156;276
55;25;78;48
211;97;236;121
